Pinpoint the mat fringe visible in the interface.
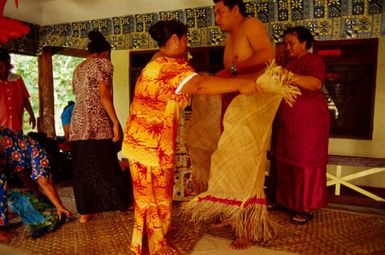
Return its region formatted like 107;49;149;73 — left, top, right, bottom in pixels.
178;195;276;242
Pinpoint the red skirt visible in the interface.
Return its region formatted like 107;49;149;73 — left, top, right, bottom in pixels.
275;160;327;212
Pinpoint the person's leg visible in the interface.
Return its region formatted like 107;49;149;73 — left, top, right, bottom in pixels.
228;217;255;250
27;140;70;220
230;236;254;250
129;161;174;255
152;165;173;234
210;219;231;229
129;161;148;255
149;165;175;255
0;169;9;227
71;141;93;223
73;140;129;222
0;170;11;243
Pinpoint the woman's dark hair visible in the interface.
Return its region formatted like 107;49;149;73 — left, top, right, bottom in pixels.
213;0;247;17
149;20;188;47
283;26;314;49
0;49;11;64
63;101;75;110
87;30;112;54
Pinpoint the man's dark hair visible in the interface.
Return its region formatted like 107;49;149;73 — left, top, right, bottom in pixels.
213;0;247;17
283;26;314;49
0;49;11;64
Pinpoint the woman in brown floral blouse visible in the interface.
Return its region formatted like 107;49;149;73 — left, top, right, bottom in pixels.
69;30;129;223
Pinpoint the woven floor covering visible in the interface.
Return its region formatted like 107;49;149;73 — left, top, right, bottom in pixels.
5;188;385;255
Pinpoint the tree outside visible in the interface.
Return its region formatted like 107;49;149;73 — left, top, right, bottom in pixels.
11;54;39;134
52;55;83;136
10;54;83;136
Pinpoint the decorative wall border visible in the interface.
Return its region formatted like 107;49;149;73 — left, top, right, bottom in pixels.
3;0;385;54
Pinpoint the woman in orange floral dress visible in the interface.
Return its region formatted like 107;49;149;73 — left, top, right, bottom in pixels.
122;20;262;255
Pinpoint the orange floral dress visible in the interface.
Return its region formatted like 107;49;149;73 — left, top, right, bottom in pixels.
122;56;196;255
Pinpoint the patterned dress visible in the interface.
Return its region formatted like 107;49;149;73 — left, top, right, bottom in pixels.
122;56;196;255
70;57;130;215
0;127;50;226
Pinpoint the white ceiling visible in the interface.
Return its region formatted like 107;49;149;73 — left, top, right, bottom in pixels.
4;0;214;26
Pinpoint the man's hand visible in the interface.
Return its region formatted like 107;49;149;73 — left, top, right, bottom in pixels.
29;114;36;129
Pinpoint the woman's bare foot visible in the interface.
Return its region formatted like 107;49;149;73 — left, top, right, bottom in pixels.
210;219;231;229
229;236;254;250
78;214;93;224
154;245;175;255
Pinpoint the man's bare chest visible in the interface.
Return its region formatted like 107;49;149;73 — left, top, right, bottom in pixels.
224;37;254;64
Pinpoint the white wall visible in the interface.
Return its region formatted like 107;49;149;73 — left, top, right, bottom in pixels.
111;50;130;128
111;50;130;159
327;36;385;187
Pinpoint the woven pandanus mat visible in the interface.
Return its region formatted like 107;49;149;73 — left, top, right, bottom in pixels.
204;208;385;255
7;208;201;255
8;211;134;255
5;199;385;255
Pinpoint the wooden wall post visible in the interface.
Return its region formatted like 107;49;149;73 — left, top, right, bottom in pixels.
38;47;55;137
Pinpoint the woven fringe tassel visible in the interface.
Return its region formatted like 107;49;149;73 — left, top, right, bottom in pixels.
178;195;276;242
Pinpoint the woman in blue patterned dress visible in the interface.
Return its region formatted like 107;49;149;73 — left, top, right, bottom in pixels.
0;127;71;242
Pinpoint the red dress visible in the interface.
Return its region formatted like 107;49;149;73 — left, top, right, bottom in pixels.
272;53;329;211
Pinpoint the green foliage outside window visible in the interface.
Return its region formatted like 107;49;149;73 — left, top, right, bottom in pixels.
11;54;83;135
52;55;83;136
11;54;39;134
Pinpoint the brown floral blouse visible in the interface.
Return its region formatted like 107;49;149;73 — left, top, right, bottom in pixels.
69;57;114;141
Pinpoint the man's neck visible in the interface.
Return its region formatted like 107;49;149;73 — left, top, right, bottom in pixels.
228;16;245;36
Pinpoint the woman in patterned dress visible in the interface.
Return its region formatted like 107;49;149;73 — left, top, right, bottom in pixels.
0;127;71;242
69;30;129;224
122;20;261;255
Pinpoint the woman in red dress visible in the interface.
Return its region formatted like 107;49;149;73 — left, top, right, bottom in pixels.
271;26;329;224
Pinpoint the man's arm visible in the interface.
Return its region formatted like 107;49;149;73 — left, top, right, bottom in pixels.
23;97;36;129
234;18;274;75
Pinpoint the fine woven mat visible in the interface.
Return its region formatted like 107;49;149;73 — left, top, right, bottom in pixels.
205;209;385;255
6;186;385;255
8;209;202;255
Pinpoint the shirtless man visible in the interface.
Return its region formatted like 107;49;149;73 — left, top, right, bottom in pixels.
213;0;274;249
214;0;273;121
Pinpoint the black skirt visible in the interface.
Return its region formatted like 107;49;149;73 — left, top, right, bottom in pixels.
72;139;130;214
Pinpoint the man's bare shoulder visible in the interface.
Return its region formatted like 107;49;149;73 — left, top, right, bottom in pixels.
242;17;269;40
243;17;265;29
